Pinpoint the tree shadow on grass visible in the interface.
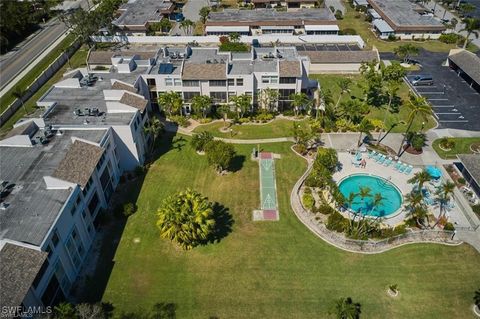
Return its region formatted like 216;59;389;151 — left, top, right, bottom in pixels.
205;203;234;245
229;154;246;172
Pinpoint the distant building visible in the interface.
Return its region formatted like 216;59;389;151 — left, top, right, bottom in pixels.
303;49;379;73
112;0;175;35
447;49;480;93
244;0;317;10
455;154;480;200
205;8;339;36
143;46;318;111
367;0;445;39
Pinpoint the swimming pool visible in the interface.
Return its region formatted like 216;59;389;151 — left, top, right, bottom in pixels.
338;174;403;217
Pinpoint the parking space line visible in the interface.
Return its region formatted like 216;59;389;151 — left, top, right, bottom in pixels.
436;112;460;115
432;105;454;107
439;120;469;123
417;92;444;94
429;98;448;101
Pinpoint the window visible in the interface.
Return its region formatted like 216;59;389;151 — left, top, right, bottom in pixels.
279;89;296;100
210;92;227;103
88;192;99;216
182;80;199;87
46;244;53;259
32;259;49;289
147;78;156;87
280;77;296;84
165;78;173;86
228;79;235;86
183;91;200;102
51;229;60;247
228;91;236;99
236;78;243;86
261;76;278;84
209;80;226;87
174;78;182;86
82;178;93;196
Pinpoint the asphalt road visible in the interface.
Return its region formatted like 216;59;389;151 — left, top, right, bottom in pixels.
0;0;88;90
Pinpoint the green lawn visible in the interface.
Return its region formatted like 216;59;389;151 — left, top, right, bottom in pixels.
193;118;307;139
0;45;88;137
432;137;480;159
100;134;480;318
310;74;436;133
338;2;477;52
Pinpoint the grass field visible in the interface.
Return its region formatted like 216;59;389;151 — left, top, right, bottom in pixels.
100;134;480;318
0;46;88;137
193;118;308;139
432;137;480;159
338;2;477;52
310;74;437;133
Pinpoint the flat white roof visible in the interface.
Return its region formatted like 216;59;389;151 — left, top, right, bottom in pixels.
354;0;369;5
368;9;382;20
205;26;250;32
305;25;340;31
373;19;394;33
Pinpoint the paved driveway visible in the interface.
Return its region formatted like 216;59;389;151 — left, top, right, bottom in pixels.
381;50;480;131
170;0;209;35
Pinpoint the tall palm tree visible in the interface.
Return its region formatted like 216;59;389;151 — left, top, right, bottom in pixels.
335;78;352;109
230;94;251;119
433;181;455;227
158;91;183;117
317;88;333;119
357;186;372;215
289;92;310;117
370;193;386;214
407;170;432;191
180;19;194;35
397;95;432;156
345;192;357;210
143;117;164;153
334;297;361;319
157;189;216;250
404;191;428;228
357;118;374;147
339;99;369;125
12;86;28;114
460;18;480;48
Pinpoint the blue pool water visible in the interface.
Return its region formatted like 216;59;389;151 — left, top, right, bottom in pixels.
338;174;403;217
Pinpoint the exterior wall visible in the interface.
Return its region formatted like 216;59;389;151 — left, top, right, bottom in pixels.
395;32;442;40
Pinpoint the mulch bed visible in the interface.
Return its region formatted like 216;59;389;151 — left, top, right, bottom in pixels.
403;144;422;155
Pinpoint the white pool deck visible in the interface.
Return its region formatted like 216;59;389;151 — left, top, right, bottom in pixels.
334;152;472;228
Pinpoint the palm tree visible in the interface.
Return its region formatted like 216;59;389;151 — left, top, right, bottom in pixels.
12;86;28;114
334;297;361;319
191;95;212;118
370;193;385;214
217;104;230;129
460;18;480;48
228;32;240;43
230;94;251;119
357;118;374;147
180;19;194;35
407;170;432;191
158;91;183;117
357;187;372;215
433;181;455;227
53;302;76;319
345;192;357;210
339;99;369;125
317;89;333;119
397;95;432;156
335;78;352;109
143;117;164;153
289;92;310;117
157;189;216;250
405;191;428;228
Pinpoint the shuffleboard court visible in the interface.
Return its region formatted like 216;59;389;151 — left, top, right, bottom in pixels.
254;152;279;221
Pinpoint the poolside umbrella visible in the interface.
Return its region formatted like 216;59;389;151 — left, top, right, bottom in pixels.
426;165;442;179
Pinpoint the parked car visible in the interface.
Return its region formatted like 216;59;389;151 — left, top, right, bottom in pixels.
408;74;434;86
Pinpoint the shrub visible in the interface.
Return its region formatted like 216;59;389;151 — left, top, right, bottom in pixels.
339;28;357;35
444;222;455;231
335;10;343;20
295;144;307;155
238;117;250;124
387;34;398;41
255;113;274;122
389;284;398;293
318;204;335;215
472;204;480;217
190;131;214;152
134;165;145;177
204;140;236;172
170;115;190;127
457;177;466;185
326;211;347;232
315;148;338;171
439;33;463;44
302;192;315;211
219;41;249;52
123;202;137;217
439;137;456;149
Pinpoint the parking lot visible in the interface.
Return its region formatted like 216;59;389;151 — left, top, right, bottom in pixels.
382;51;480;131
260;43;361;51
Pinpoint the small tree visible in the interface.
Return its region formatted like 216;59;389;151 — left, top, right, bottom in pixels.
460;18;480;48
123;202;137;217
389;284;398;294
143;117;164;153
190;131;214;152
333;297;362;319
228;32;240;43
205;140;236;173
191;95;212;118
158;91;183;117
230;94;251;118
159;17;172;33
199;6;211;24
335;78;352;109
157;189;215;250
289;92;311;117
357;118;374;146
259;88;279;113
393;44;420;63
54;302;76;319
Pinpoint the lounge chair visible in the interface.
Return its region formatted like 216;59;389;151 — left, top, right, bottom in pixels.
368;150;376;159
394;161;402;170
404;165;413;175
383;157;393;166
399;164;408;173
377;156;386;164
